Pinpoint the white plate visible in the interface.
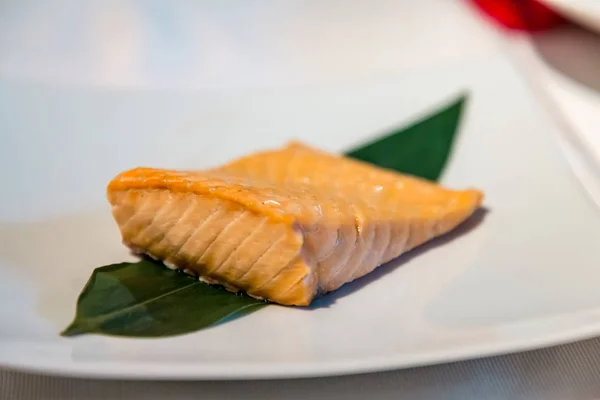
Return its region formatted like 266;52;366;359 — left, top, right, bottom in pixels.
541;0;600;33
2;52;600;380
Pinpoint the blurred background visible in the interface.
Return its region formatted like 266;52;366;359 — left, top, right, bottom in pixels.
0;0;578;90
0;0;597;126
0;0;505;90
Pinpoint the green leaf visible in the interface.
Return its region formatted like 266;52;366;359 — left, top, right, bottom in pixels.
62;93;468;338
345;94;467;181
61;259;266;337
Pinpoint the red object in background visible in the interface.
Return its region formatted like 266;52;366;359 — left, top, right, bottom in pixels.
469;0;565;31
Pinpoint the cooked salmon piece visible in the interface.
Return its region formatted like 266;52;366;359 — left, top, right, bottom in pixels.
107;141;483;306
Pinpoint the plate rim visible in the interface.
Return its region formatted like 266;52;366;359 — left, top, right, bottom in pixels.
3;309;600;380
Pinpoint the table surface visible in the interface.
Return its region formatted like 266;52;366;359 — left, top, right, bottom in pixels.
2;1;600;399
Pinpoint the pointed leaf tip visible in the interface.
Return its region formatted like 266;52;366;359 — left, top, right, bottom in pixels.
60;322;86;337
345;93;469;182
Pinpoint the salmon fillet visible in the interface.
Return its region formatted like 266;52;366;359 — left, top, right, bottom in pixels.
107;142;483;306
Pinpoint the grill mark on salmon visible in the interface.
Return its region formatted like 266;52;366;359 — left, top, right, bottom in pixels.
235;231;287;284
250;253;298;293
320;218;357;289
149;197;191;258
195;209;244;272
107;141;484;305
119;193;153;239
172;201;223;265
219;216;267;271
131;192;177;247
157;197;202;264
210;211;257;276
224;218;272;282
243;236;303;299
353;220;381;285
159;195;198;266
329;210;375;289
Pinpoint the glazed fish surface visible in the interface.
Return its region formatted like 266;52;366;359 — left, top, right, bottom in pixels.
107;142;484;306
